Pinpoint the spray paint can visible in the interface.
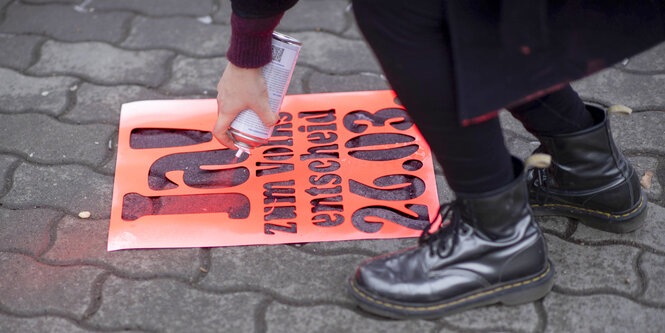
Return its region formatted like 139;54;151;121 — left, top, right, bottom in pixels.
228;32;302;157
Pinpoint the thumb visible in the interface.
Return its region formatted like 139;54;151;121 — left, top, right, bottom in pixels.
252;99;278;127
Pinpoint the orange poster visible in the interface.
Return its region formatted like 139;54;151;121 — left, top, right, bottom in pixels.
108;91;440;251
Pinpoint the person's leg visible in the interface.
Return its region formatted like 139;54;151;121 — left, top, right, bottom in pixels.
351;0;513;194
347;0;552;319
507;85;647;232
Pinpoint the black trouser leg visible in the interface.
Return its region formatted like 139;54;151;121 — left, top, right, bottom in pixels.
352;0;513;194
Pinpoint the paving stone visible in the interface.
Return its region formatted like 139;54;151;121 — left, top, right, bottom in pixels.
545;235;640;294
201;245;366;302
0;314;91;333
572;68;665;111
0;208;60;255
29;41;173;87
0;113;116;165
0;252;103;314
623;41;665;72
571;203;665;254
0;154;19;196
286;65;308;95
122;16;229;57
342;11;364;40
610;111;665;154
43;215;200;279
291;31;380;73
279;0;348;33
0;34;43;70
0;2;131;43
21;0;78;3
62;83;171;124
0;68;76;115
537;216;570;235
544;292;665;333
641;252;665;304
1;163;113;217
98;142;117;174
445;302;539;332
88;0;214;16
210;0;232;24
627;155;662;202
89;276;264;332
296;237;415;258
161;55;225;94
265;303;436;333
307;72;389;93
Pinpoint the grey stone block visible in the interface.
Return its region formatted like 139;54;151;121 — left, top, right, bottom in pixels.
610;111;665;155
0;208;60;255
572;203;665;253
0;252;104;314
265;303;436;333
0;2;131;43
88;276;264;332
122;16;229;57
29;41;173;87
572;68;665;111
445;302;539;332
0;163;113;217
88;0;214;16
0;34;43;70
342;13;364;40
307;72;389;93
210;0;232;25
623;41;665;72
544;293;664;333
286;65;309;95
0;68;77;115
291;31;381;73
62;83;171;124
545;235;640;294
537;216;571;235
21;0;78;3
201;245;366;303
43;215;201;279
0;314;91;333
0;113;116;166
296;237;415;258
161;55;225;94
279;0;348;33
641;252;665;304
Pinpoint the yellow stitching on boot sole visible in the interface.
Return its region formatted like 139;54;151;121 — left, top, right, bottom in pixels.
531;195;644;219
350;263;551;312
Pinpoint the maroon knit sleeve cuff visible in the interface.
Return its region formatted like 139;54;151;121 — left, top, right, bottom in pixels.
227;12;284;68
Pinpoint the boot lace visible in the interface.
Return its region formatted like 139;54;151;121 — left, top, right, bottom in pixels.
418;201;466;257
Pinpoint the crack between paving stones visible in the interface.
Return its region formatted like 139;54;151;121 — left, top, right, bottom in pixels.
287;244;380;258
533;299;548;333
551;284;665;308
439;317;527;333
95;130;117;171
189;247;211;284
612;66;665;76
82;271;111;320
0;158;22;200
54;79;83;119
34;211;67;257
0;150;117;177
254;298;273;333
155;52;179;89
634;250;648;297
0;203;110;219
116;12;135;44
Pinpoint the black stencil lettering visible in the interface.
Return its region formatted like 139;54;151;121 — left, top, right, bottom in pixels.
349;145;419;161
298;123;337;132
300;144;339;160
149;150;249;190
272;122;292;137
403;159;424;171
307;131;338;144
352;204;430;233
256;162;295;177
346;133;418;161
264;222;297;235
313;213;344;227
309;174;342;186
263;180;296;204
343;108;413;133
349;175;426;201
307;160;341;173
264;206;296;221
305;185;342;196
266;138;293;146
298;109;336;123
310;195;343;213
261;147;294;161
130;128;212;149
122;192;250;221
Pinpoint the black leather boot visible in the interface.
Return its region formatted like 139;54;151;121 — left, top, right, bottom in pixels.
348;159;553;319
528;104;647;233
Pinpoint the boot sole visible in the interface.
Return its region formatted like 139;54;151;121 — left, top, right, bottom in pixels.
531;193;648;233
348;260;554;319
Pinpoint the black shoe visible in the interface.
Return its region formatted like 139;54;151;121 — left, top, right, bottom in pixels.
528;104;647;233
348;158;553;319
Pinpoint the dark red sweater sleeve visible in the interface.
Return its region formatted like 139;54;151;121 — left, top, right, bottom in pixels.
226;12;283;68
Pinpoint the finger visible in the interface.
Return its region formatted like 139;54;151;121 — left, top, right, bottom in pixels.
213;103;239;149
252;99;278;127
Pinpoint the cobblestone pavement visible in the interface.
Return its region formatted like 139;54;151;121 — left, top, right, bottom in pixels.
1;1;664;332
